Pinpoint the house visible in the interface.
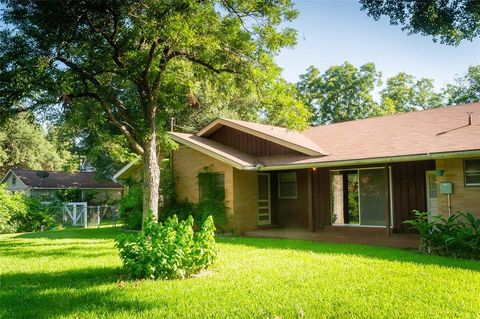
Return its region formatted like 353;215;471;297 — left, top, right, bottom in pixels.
1;169;124;203
116;103;480;245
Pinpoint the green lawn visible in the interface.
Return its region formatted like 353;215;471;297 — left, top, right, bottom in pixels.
1;227;479;319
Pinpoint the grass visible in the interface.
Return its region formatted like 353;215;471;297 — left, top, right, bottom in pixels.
1;227;479;319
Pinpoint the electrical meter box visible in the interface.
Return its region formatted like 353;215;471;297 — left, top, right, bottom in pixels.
440;182;453;194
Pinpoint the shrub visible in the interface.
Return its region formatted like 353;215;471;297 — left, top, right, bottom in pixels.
161;199;229;233
18;197;58;232
119;184;143;230
0;186;26;233
405;211;480;260
115;214;216;280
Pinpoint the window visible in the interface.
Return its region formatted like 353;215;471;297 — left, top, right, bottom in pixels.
198;172;225;201
331;168;388;226
11;175;16;187
465;158;480;186
278;172;297;199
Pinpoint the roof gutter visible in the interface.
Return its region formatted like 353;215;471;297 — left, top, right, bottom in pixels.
257;149;480;171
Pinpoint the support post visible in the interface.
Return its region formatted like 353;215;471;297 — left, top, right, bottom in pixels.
307;170;314;232
385;165;391;237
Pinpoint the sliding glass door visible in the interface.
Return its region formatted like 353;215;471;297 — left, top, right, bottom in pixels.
331;168;388;226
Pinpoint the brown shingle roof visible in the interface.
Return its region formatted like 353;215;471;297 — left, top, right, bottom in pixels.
172;103;480;169
303;102;480;163
9;169;124;189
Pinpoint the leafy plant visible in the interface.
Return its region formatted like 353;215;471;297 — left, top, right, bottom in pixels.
0;185;25;233
0;185;59;233
115;214;216;280
119;184;143;230
404;211;480;260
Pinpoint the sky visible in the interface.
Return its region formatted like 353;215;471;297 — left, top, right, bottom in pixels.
275;1;480;89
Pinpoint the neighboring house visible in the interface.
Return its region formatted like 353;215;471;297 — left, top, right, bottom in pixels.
115;103;480;238
1;169;124;203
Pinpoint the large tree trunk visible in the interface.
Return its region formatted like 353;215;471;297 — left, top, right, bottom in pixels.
142;133;160;225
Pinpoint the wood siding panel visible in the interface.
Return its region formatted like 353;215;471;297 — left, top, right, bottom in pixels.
207;126;301;157
391;160;435;233
270;169;309;229
310;160;434;234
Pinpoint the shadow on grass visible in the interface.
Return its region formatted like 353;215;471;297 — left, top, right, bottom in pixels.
0;267;152;319
14;227;124;240
217;236;480;272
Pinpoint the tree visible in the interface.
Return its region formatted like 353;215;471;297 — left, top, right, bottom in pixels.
0;1;299;223
297;62;382;124
360;0;480;45
380;72;443;112
0;114;73;175
444;65;480;104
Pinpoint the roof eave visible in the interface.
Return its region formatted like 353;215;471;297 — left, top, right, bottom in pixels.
170;133;256;170
258;149;480;171
195;118;326;156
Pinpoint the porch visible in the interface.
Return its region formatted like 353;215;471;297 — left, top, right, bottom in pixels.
243;227;420;249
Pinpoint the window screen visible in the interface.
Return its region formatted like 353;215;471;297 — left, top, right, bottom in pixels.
198;172;225;201
465;159;480;186
278;172;297;199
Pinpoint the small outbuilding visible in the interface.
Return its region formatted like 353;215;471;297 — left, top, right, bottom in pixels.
0;168;124;202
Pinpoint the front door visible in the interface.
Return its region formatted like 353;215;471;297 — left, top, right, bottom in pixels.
257;173;271;225
425;171;438;218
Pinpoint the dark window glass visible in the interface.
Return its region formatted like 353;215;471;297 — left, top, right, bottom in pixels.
199;172;225;201
465;159;480;186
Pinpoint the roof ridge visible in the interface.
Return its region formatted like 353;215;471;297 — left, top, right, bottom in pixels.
306;102;480;131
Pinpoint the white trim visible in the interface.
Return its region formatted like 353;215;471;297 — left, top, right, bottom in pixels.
196;118;326;156
113;160;139;181
464;158;480;186
170;133;252;170
258;149;480;171
389;165;394;227
0;170;28;189
257;173;271;225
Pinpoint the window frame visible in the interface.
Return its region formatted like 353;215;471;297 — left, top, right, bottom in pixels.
464;158;480;187
198;172;226;202
277;172;297;199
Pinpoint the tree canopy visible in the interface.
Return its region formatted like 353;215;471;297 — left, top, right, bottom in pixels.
380;72;443;113
360;0;480;45
297;62;382;124
443;65;480;105
0;114;75;175
0;0;303;221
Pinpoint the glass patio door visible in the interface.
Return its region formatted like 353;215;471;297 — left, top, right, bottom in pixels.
331;168;388;226
358;168;387;226
258;173;271;225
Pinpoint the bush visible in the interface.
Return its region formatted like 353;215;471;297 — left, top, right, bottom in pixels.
119;184;143;230
161;199;229;233
115;214;216;280
0;186;26;233
405;211;480;260
0;186;58;233
18;197;58;232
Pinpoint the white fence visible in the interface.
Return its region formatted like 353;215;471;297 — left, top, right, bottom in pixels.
63;202;119;228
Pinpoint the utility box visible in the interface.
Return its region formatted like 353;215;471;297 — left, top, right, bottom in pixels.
440;182;453;194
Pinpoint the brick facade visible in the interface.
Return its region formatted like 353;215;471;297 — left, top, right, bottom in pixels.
172;146;260;234
172;146;235;226
436;157;480;218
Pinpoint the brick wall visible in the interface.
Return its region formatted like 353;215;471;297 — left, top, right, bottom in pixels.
436;157;480;218
232;169;258;234
172;146;234;222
